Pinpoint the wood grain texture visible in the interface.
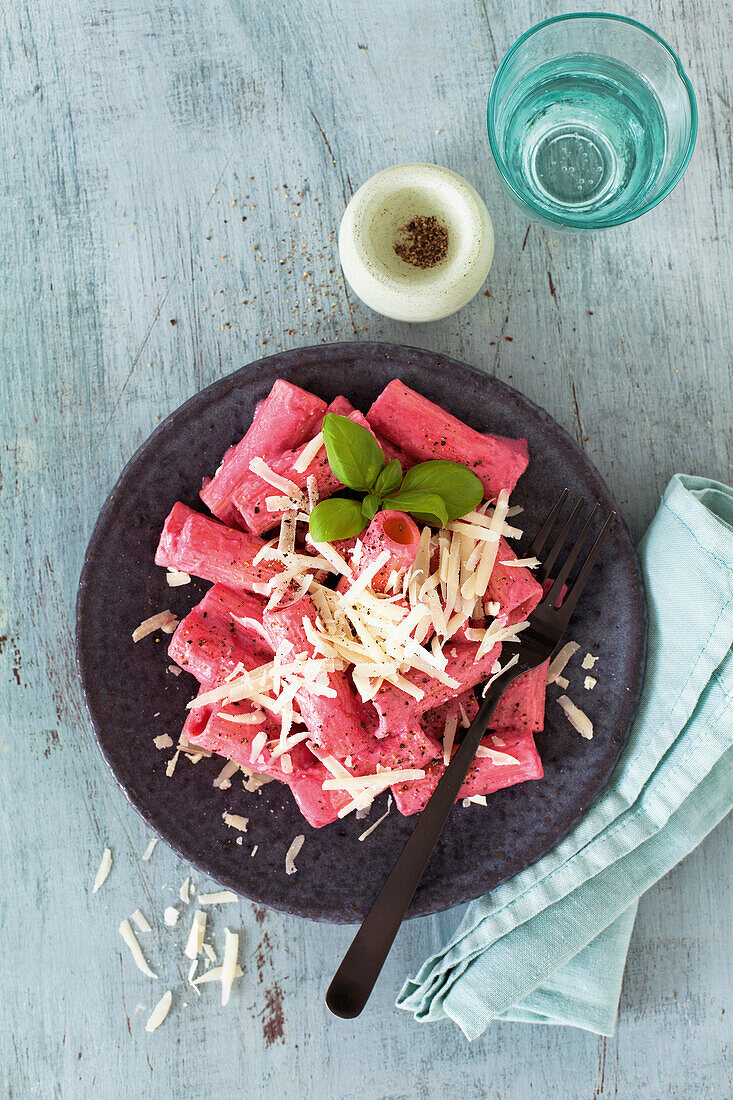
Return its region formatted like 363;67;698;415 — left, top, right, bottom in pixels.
1;0;730;1096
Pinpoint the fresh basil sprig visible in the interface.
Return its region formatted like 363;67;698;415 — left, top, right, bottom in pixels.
308;413;483;544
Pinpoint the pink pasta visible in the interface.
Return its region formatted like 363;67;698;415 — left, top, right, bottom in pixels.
168;584;271;686
147;377;558;831
391;730;544;816
357;510;421;591
367;379;529;499
155;502;285;594
489;661;548;735
200;380;327;526
370;641;502;737
263;595;372;758
230;404;378;536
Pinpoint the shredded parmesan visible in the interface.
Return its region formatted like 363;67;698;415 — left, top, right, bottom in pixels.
142;839;158;861
582;653;599;670
475;746;519;766
163;907;179;926
132;610;178;642
213;760;240;790
248;457;303;499
555;674;570;690
462;794;487;807
145;990;172;1032
220;928;239;1006
584;675;597;690
154;733;174;750
442;712;458;766
293;431;324;473
358;795;393;841
119;919;157;978
547;641;580;684
165;750;181;778
92;847;112;893
499;557;540;569
166;569;191;587
192;962;244;987
184;910;206;959
285;834;305;875
131;909;151;933
179;877;191;904
558;695;594;739
198;891;238;905
222;812;249;833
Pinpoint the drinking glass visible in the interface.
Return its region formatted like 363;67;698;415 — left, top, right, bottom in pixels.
487;14;697;229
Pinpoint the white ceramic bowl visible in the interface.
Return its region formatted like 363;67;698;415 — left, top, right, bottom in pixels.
339;163;494;322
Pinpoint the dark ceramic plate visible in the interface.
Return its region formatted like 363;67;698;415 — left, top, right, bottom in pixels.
76;343;646;923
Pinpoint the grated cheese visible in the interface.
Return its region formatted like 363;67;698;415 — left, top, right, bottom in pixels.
217;709;267;725
547;641;580;684
131;909;152;933
442;712;458;766
154;733;174;750
248;457;303;500
306;475;319;512
555;674;570;690
179;877;191;904
165;750;181;778
323;768;425;794
142;839;158;861
462;794;487;807
192;962;244;987
132;610;178;642
285;834;305;875
251;845;259;857
198;891;238;905
482;653;520;694
92;847;112;893
293;430;324;473
338;550;391;605
214;760;240;790
358;795;393;841
584;675;597;690
582;653;599;670
163;907;179;927
557;695;594;739
499;557;540;569
184;910;206;959
475;746;519;766
145;990;172;1032
166;569;191;587
119;919;157;978
220;928;239;1006
167;664;182;676
222;812;249;833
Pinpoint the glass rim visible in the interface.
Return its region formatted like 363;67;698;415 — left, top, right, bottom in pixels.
486;12;699;229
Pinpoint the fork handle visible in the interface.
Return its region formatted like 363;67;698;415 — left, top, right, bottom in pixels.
326;680;507;1019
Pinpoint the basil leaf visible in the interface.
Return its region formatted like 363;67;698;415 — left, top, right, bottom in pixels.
308;497;369;543
362;494;381;521
400;460;483;521
382;490;449;527
322;414;385;492
374;458;403;497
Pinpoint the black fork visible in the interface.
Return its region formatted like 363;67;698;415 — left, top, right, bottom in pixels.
326;491;615;1020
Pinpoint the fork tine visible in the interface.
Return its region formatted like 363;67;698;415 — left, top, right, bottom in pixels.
540;498;584;582
556;512;616;623
544;503;600;607
530;488;569;560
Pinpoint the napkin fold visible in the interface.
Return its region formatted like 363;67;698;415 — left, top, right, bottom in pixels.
397;475;733;1038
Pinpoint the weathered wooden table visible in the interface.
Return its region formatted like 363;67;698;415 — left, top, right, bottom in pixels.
2;1;731;1096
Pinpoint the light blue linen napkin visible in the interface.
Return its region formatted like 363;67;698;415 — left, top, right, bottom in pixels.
397;474;733;1038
